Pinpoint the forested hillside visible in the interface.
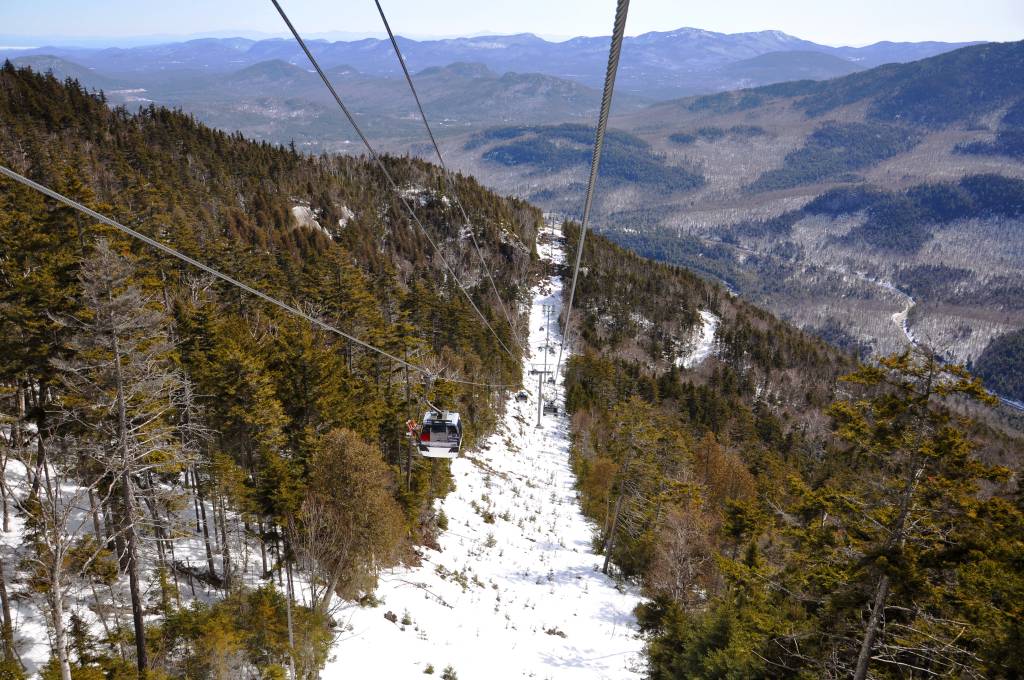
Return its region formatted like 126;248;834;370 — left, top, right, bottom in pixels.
0;64;539;679
974;328;1024;404
561;225;1024;678
3;54;1023;680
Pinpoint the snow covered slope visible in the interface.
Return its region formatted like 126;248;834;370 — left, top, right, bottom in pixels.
325;226;644;678
676;310;719;369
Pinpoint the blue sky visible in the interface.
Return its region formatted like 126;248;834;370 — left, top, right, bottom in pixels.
2;0;1022;46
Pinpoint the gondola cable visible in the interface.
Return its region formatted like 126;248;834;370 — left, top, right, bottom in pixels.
0;164;512;390
269;0;518;362
554;0;630;382
373;0;525;353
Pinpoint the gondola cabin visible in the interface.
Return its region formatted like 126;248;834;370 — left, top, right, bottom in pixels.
418;410;463;459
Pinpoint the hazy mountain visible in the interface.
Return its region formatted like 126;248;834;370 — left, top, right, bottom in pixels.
1;28;978;100
5;34;1012;381
715;50;864;87
10;54;125;89
831;39;991;67
13;53;624;149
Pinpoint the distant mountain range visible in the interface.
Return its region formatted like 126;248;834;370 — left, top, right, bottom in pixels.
6;54;621;149
0;28;979;100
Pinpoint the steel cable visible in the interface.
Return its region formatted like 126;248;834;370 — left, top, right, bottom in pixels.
270;0;518;361
554;0;630;381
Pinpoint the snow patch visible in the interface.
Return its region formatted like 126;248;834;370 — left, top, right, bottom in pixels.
630;312;653;331
291;204;333;240
400;184;431;207
676;310;719;369
337;204;355;229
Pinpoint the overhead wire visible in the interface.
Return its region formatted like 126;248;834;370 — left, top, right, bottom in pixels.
269;0;518;362
372;0;525;353
554;0;630;382
0;164;513;389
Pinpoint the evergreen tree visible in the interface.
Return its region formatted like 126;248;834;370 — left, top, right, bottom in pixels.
826;350;1007;679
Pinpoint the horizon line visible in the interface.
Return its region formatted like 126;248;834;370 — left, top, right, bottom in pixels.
0;27;994;52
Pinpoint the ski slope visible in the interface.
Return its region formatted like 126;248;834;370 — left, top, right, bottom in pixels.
325;227;644;678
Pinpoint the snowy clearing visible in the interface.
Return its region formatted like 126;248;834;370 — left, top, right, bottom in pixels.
676;310;719;369
324;225;644;679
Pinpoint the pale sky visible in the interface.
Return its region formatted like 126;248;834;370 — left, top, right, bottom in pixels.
1;0;1022;46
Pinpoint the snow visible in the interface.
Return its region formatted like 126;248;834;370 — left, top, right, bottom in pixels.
465;41;511;49
849;271;919;346
0;450;281;677
400;185;431;206
0;466;55;673
291;204;333;240
630;312;653;331
1001;396;1024;411
890;299;919;347
337;205;355;229
324;222;644;679
676;310;719;369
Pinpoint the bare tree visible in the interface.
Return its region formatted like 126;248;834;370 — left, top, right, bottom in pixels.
53;239;190;676
0;428;119;680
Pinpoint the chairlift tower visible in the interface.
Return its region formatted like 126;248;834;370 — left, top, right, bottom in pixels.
542;303;554;378
534;303;554;428
531;362;552;428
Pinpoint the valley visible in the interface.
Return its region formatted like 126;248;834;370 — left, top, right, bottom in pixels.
11;36;1020;389
445;41;1024;401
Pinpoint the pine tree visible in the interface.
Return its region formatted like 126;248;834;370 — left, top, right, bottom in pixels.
821;349;1006;678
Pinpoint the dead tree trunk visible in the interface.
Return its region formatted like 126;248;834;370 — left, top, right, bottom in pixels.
112;334;147;674
0;558;18;666
602;449;635;575
120;472;147;674
217;496;232;592
194;471;218;580
47;586;72;680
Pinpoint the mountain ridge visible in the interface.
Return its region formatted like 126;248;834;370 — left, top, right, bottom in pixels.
0;51;1022;680
1;28;980;100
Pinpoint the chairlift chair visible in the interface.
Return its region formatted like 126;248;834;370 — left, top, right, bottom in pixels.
418;410;462;459
542;401;559;416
